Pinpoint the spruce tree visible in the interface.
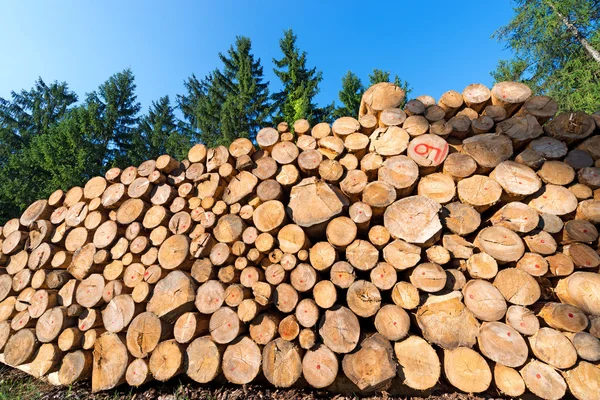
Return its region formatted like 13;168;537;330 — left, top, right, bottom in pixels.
84;69;141;166
272;29;333;126
179;36;270;147
492;0;600;112
333;71;364;118
129;96;192;165
0;78;77;164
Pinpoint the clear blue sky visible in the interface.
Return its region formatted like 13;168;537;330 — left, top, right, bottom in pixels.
0;0;515;113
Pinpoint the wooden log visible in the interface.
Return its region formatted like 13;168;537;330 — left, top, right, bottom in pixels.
185;336;222;384
477;321;528;367
221;336;262;384
539;302;587;333
564;361;600;400
520;359;566;400
58;350;92;385
359;82;405;118
568;332;600;362
416;293;479;350
462;279;507;321
462;133;513;169
417;172;455;204
555;272;600;315
75;274;105;308
342;333;396;392
410;263;446;293
148;339;184;382
301;344;338;389
394;335;440;391
373;304;409;341
91;332;129;392
529;327;577;369
384;195;441;244
457;174;502;211
102;294;142;333
125;358;152;387
3;328;38;366
368;126;409;156
319;306;360;354
444;347;492;393
288;177;348;229
209;306;242;344
147;270;196;321
262;338;302;388
544;111;595;145
30;343;62;378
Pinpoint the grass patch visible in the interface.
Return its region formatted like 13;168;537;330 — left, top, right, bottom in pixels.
0;366;47;400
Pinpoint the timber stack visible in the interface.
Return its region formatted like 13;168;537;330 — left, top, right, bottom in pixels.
1;80;600;400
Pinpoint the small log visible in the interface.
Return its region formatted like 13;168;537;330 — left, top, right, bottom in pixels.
539;302;587;333
58;350;92;385
4;328;39;366
185;336;222;384
416;293;479;350
319;306;360;354
147;270;196;321
462;133;513;169
384;195;442;244
309;241;337;271
555;272;600;316
302;344;338;389
148;339;184;381
462;279;507;321
564;361;600;400
457;174;502;211
222;336;262;384
209;306;242;344
529;327;577;369
262;338;303;388
342;333;396;392
30;343;62;378
520;360;566;400
410;263;446;293
444;347;492;393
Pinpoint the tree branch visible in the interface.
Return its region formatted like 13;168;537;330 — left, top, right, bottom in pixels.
546;0;600;65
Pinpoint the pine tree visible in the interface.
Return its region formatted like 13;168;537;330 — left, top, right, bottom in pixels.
179;36;271;147
369;69;412;108
129;96;192;165
84;69;141;166
492;0;600;112
272;29;333;126
333;71;364;118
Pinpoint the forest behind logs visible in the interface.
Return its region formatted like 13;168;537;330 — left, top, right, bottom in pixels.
1;81;600;400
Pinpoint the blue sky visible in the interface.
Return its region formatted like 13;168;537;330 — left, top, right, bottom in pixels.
0;0;515;113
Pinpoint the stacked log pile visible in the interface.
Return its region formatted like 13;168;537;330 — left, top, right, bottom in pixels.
1;80;600;399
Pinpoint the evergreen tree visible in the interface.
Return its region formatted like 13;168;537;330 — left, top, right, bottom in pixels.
179;36;270;147
492;0;600;112
0;107;102;223
369;69;412;107
0;78;77;164
333;71;364;118
84;69;141;166
272;29;333;126
129;96;192;165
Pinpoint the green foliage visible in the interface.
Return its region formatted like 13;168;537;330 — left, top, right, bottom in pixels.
129;95;193;165
492;0;600;113
368;69;412;108
84;68;141;166
179;36;270;147
333;71;364;118
272;29;333;126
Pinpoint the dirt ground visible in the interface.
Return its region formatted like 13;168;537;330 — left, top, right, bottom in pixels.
0;366;503;400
